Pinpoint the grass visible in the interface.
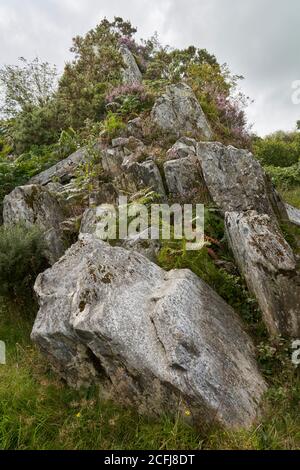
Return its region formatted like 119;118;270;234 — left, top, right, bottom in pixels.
280;187;300;209
0;297;300;450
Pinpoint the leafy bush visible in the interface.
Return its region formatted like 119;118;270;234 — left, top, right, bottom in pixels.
100;112;125;139
0;128;81;209
264;163;300;189
0;224;48;302
0;57;58;118
253;131;300;167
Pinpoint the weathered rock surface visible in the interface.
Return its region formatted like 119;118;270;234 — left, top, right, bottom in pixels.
32;235;266;430
29;146;100;186
197;142;285;218
226;211;300;337
80;210;160;261
163;138;208;197
120;227;161;262
3;185;66;264
120;45;142;85
166;137;198;161
151;83;212;139
117;160;166;196
101;147;125;178
285;203;300;227
80;207;109;236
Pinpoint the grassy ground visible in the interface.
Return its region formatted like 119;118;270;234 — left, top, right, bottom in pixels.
0;300;299;450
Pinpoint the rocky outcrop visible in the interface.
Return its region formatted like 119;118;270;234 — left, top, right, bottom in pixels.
29;145;101;186
101;146;125;178
197;142;286;218
117;160;166;197
102;137;146;178
122;227;161;262
120;45;142;85
196;142;299;337
151;83;212;140
3;185;66;264
226;211;300;337
163;139;203;196
32;235;266;430
80;209;160;261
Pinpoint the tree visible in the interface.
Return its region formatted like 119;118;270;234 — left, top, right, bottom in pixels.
0;57;58;117
57;17;137;129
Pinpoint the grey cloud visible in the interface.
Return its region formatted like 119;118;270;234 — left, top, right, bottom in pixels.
0;0;299;135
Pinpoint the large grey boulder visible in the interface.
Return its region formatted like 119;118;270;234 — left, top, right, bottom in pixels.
197;142;286;219
3;185;66;264
32;235;266;430
151;83;212;139
120;45;142;85
226;211;300;337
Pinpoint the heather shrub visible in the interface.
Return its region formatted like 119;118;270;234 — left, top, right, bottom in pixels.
106;83;154;118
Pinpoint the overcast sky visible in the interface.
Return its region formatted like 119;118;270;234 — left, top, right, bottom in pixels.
0;0;299;136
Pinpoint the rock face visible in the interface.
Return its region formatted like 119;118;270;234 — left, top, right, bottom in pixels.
151;83;212;139
120;45;142;85
101;147;125;178
285;203;300;227
3;185;66;264
80;210;160;261
163;137;208;197
197;142;284;218
122;227;161;262
32;235;266;430
118;160;166;196
226;211;300;337
29;146;100;186
196;142;299;337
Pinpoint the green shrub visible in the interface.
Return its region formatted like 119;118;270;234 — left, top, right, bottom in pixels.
253;132;300;168
0;224;48;302
100;112;125;139
264;163;300;189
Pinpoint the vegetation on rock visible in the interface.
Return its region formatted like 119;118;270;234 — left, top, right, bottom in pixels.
0;16;300;450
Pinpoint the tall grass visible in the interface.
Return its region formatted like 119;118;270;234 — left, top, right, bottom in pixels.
0;300;300;450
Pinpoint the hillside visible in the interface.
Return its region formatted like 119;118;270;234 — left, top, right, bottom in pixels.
0;18;299;450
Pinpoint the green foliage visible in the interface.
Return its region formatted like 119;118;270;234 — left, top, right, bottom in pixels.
0;224;48;302
1;294;299;450
56;18;130;130
100;112;125;139
0;128;80;209
264;163;300;189
0;57;58;118
10;101;62;154
253;131;300;167
144;45;218;82
188;63;250;146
